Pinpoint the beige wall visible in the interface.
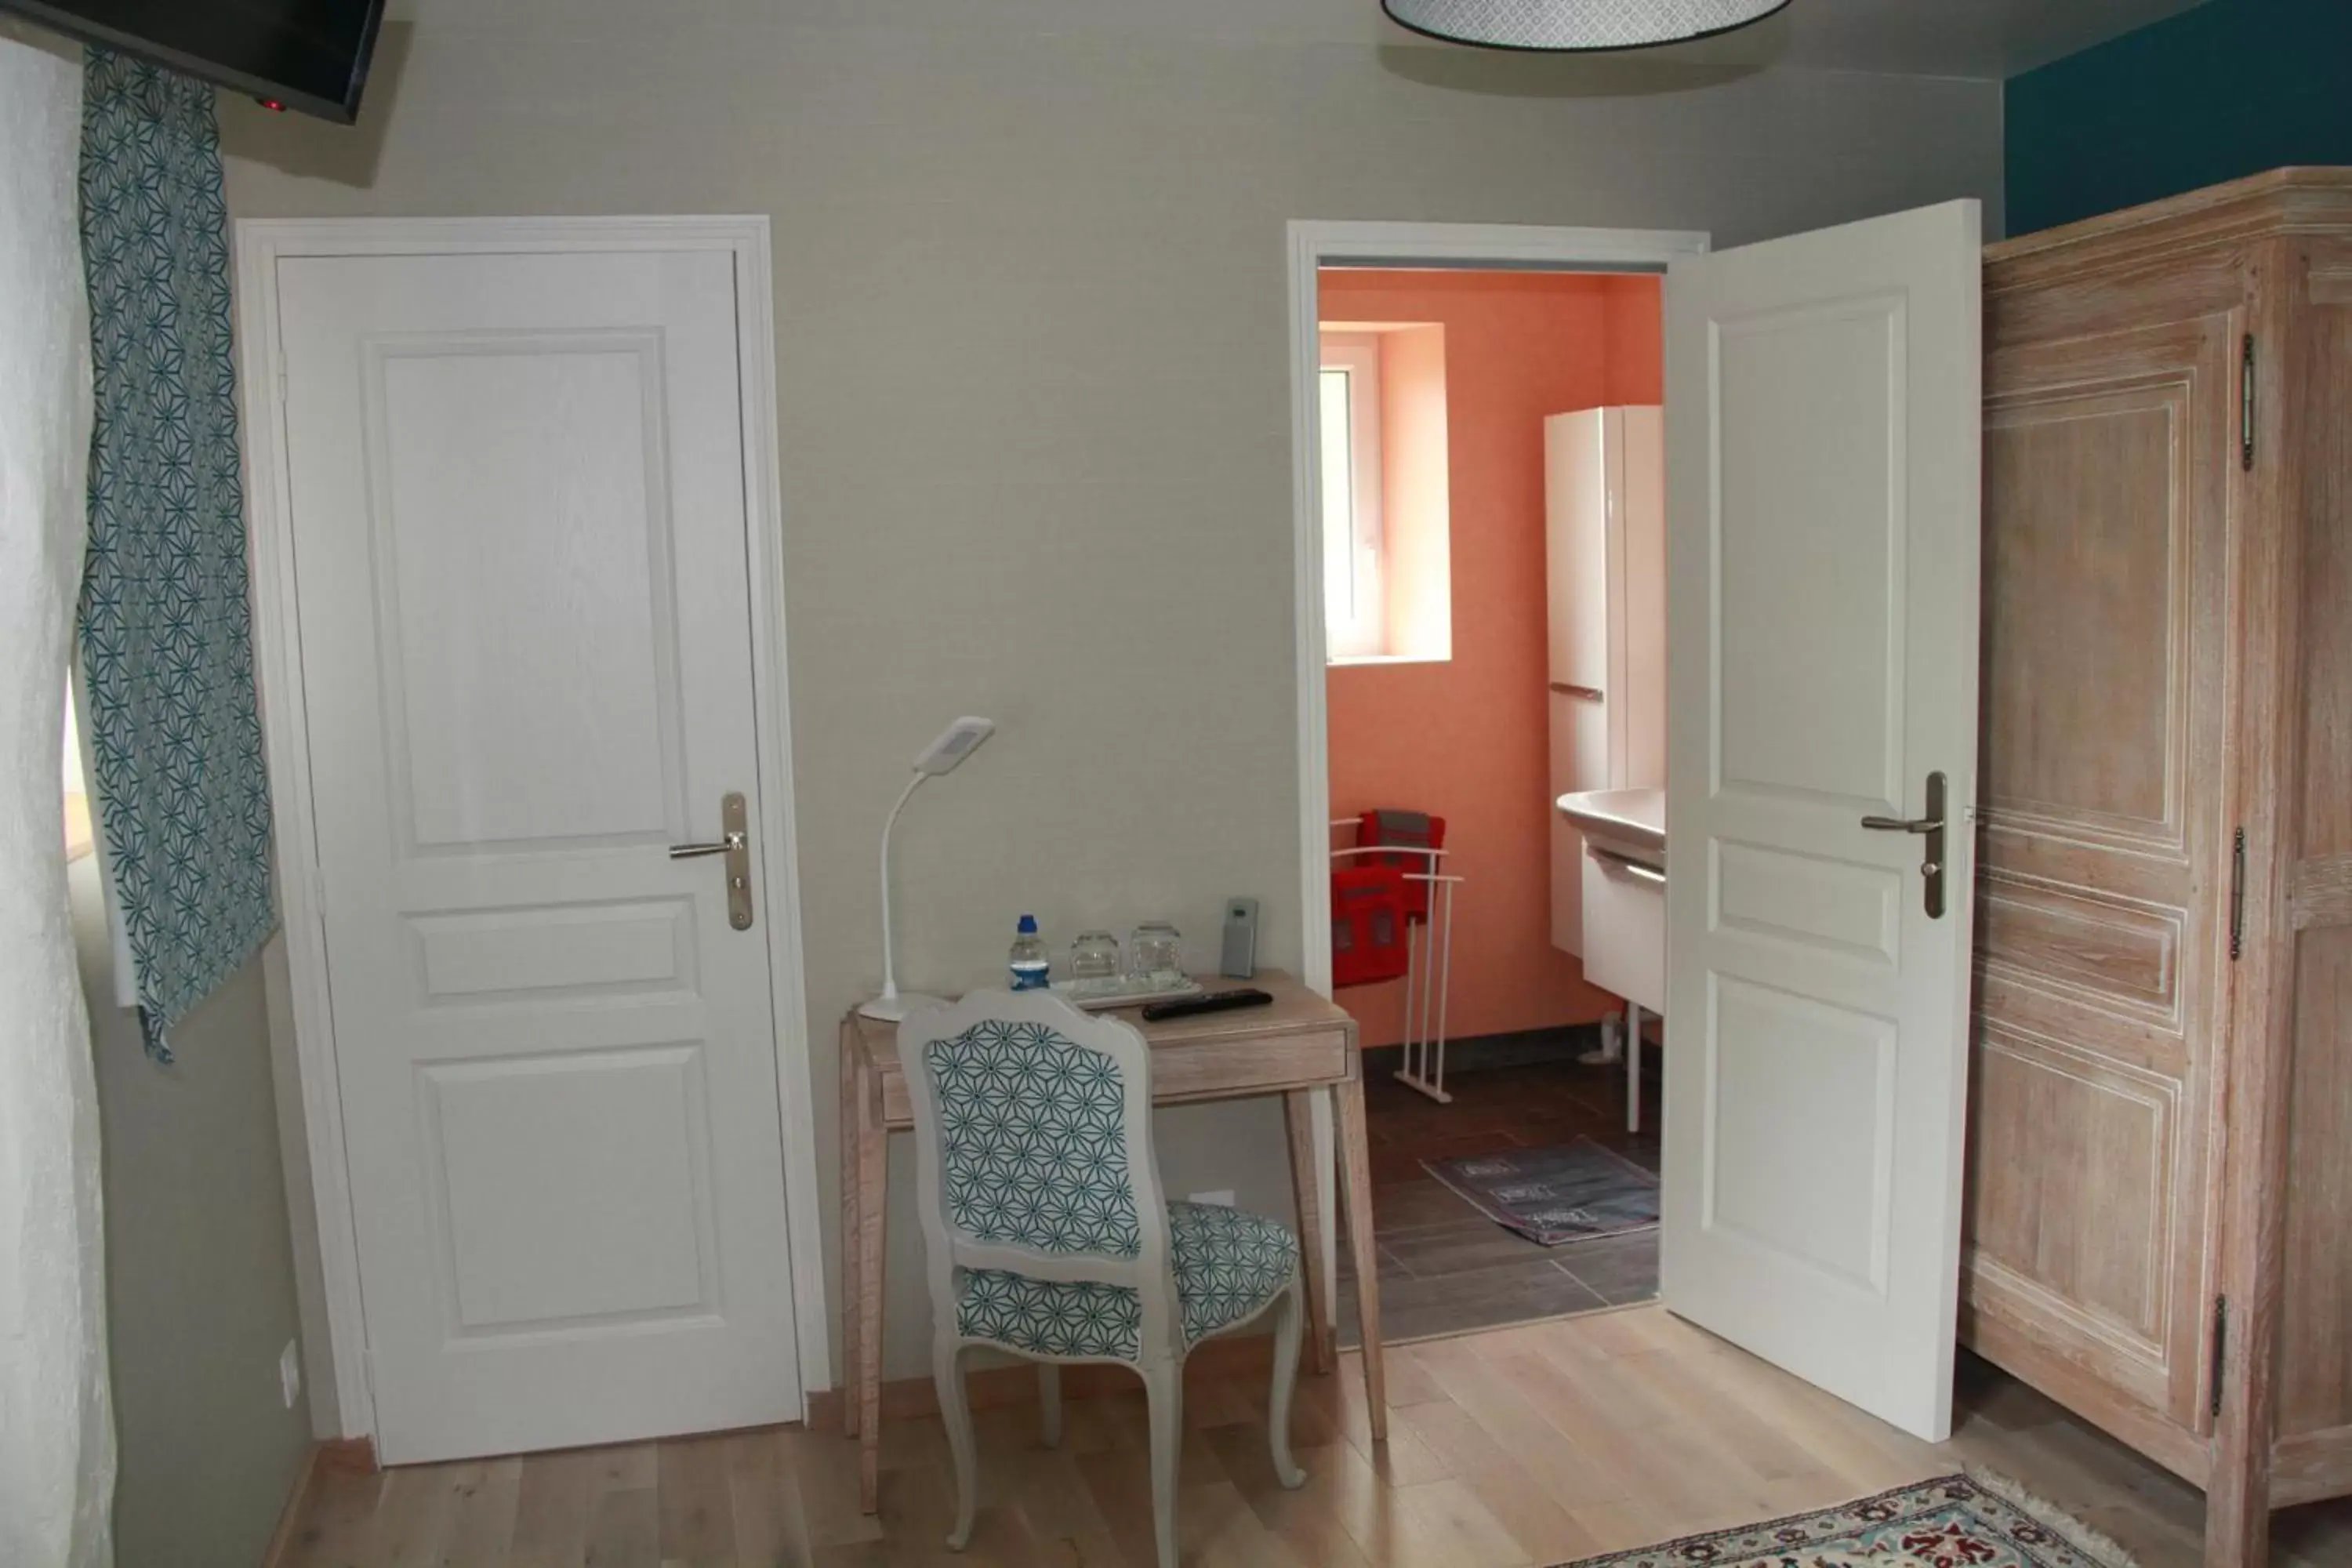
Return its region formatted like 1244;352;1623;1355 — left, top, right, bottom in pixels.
218;0;2003;1381
70;858;310;1567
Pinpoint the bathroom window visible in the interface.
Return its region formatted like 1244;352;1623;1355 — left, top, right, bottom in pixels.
1319;325;1451;666
1319;333;1386;661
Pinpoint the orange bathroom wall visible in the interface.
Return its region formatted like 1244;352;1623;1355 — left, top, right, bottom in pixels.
1379;325;1451;661
1320;269;1663;1048
1601;272;1664;408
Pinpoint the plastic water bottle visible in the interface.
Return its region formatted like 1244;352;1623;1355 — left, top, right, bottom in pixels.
1008;915;1050;990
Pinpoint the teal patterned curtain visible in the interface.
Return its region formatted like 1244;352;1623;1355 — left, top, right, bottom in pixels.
78;49;274;1062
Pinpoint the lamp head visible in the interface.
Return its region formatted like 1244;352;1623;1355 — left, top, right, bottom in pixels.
911;716;995;776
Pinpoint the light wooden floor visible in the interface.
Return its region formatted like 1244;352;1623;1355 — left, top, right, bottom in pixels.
280;1307;2352;1567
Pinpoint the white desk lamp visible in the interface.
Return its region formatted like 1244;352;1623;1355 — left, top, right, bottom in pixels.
858;716;996;1022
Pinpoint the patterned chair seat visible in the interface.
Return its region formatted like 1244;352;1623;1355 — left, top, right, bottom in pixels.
955;1201;1299;1360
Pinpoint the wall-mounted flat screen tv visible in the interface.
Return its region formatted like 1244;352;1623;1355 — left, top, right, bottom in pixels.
2;0;385;123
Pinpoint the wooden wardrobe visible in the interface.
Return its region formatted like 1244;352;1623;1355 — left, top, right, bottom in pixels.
1964;168;2352;1566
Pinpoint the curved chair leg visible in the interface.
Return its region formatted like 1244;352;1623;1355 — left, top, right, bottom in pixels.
1038;1361;1063;1450
1142;1357;1185;1568
937;1340;978;1550
1268;1276;1308;1490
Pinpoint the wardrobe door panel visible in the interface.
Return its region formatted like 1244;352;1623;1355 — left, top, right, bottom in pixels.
2278;243;2352;1451
1968;308;2237;1437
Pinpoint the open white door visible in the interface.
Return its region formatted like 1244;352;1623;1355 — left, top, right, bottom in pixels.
1660;201;1982;1442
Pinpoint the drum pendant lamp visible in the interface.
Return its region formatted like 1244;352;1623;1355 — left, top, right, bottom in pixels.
1381;0;1792;52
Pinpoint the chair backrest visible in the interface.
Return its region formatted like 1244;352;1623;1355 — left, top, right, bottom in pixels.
898;989;1179;1351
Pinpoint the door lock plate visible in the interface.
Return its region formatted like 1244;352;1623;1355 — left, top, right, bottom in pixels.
720;792;753;931
670;793;756;931
1860;771;1947;919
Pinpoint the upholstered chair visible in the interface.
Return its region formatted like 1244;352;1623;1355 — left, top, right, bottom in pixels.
898;989;1308;1567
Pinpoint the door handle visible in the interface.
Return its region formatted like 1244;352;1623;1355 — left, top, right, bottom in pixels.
1861;771;1947;920
670;792;756;931
667;833;745;858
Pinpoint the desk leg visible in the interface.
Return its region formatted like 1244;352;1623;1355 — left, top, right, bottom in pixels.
1332;1076;1387;1442
858;1056;889;1514
1283;1090;1335;1377
839;1028;863;1441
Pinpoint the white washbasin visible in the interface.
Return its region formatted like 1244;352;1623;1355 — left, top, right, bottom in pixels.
1555;786;1665;859
1558;786;1665;1015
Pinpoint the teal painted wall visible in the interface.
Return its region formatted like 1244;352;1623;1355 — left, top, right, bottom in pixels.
2007;0;2352;235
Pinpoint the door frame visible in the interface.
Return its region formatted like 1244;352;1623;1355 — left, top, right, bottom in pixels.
1283;219;1708;1293
234;216;830;1441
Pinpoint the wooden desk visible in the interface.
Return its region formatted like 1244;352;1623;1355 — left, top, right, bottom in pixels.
838;971;1386;1512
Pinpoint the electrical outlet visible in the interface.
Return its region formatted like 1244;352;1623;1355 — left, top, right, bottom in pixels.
1188;1189;1236;1208
278;1340;302;1410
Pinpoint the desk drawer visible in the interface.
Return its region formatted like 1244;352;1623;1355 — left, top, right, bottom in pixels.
873;1025;1352;1128
1152;1027;1352;1103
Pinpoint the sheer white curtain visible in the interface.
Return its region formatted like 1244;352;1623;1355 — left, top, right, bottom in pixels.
0;30;117;1568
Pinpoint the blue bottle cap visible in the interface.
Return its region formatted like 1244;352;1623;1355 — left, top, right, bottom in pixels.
1017;914;1038;933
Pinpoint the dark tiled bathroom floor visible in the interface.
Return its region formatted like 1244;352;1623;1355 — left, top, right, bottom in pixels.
1335;1051;1662;1347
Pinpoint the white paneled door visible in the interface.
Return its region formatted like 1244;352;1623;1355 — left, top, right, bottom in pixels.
1660;201;1984;1441
275;248;803;1463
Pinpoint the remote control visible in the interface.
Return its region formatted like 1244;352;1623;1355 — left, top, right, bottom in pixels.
1140;988;1275;1022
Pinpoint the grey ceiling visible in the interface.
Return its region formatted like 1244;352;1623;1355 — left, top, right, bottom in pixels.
1719;0;2212;76
390;0;2212;79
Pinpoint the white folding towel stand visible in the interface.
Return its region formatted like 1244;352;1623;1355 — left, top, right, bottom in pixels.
1330;820;1463;1105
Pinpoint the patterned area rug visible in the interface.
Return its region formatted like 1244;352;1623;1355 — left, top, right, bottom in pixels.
1421;1137;1660;1246
1557;1473;2139;1568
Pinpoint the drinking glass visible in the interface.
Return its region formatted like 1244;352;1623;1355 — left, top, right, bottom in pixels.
1128;921;1184;985
1069;930;1122;985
